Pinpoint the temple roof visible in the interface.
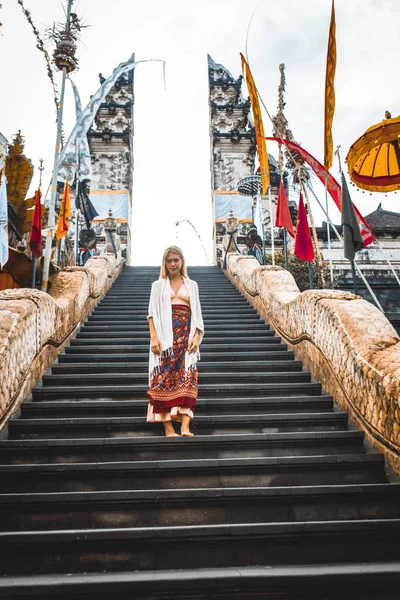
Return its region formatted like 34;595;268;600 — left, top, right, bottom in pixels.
364;203;400;230
207;55;235;81
317;202;400;240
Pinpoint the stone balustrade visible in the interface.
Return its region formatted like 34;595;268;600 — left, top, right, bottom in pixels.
0;254;124;428
226;254;400;475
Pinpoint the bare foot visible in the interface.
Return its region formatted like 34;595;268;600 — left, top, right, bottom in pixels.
180;415;193;437
163;423;180;437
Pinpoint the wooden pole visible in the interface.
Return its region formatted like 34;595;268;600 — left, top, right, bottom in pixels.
283;228;289;270
308;262;314;288
351;260;358;295
41;0;74;292
268;186;275;265
31;257;37;289
324;174;334;287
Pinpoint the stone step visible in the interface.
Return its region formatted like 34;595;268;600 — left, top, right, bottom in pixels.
98;300;251;308
8;412;347;439
97;292;246;299
31;381;323;400
0;430;364;464
87;316;261;325
21;395;334;416
0;519;398;575
86;318;267;329
68;339;285;349
72;336;276;346
22;395;333;417
83;316;265;326
51;359;302;375
1;483;399;531
61;350;294;361
0;454;386;494
94;307;256;315
99;299;244;304
41;371;311;387
1;563;399;600
76;330;275;340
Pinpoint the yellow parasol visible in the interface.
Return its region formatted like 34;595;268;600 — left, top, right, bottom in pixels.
346;113;400;193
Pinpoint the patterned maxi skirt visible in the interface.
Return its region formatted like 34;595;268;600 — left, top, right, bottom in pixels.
147;304;198;422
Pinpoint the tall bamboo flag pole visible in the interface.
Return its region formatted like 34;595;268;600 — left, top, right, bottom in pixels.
41;0;74;292
324;0;337;287
275;64;290;269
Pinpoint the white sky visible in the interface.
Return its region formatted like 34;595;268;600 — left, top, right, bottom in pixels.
0;0;399;265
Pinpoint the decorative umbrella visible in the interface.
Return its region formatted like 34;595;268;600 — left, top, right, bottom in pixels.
346;113;400;193
0;248;34;290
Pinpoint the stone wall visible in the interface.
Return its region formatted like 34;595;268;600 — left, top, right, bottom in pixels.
226;254;400;475
0;254;124;428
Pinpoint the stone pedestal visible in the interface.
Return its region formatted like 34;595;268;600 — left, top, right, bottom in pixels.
104;209;121;255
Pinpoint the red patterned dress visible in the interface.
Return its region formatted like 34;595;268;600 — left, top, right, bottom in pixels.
147;286;198;422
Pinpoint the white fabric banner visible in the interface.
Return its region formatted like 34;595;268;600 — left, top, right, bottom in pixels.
65;76;92;183
214;194;252;220
58;54;137;184
90;192;129;220
0;176;9;268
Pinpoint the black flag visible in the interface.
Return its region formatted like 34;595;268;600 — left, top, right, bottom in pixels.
341;173;363;261
76;181;99;229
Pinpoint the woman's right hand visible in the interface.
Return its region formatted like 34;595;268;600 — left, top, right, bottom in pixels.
150;336;162;356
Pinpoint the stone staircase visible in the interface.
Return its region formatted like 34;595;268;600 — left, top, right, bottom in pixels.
0;265;399;599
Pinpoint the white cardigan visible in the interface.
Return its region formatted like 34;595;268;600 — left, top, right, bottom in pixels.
147;277;204;381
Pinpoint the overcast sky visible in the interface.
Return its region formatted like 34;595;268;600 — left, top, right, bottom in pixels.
0;0;399;265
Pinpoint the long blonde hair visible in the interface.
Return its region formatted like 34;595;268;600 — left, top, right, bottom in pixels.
160;246;188;279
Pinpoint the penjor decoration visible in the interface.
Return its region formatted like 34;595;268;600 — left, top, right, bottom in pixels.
324;0;337;171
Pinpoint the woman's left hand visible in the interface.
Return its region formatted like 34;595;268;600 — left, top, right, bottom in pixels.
188;333;200;354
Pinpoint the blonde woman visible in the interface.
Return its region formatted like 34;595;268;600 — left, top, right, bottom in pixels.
147;246;204;436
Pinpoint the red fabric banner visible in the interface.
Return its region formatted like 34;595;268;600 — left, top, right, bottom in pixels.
294;192;314;262
275;180;294;238
29;189;42;258
266;137;375;247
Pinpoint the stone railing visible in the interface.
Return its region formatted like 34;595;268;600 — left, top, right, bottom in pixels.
0;254;124;428
226;254;400;475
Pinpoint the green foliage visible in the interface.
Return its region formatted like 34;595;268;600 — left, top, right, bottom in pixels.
267;249;334;292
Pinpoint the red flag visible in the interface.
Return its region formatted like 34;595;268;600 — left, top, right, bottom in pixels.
294;193;314;262
275;180;294;238
29;189;42;258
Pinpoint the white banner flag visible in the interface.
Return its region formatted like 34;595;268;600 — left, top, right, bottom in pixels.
0;176;9;268
65;76;92;183
58;54;137;183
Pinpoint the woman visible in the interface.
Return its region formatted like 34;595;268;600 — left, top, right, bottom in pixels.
147;246;204;437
